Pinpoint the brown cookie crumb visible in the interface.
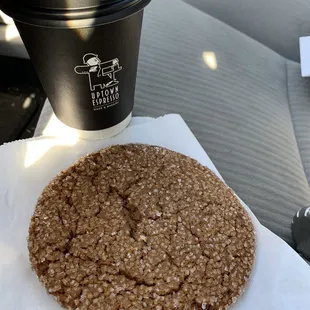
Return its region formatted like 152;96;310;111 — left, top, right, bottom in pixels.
28;144;255;310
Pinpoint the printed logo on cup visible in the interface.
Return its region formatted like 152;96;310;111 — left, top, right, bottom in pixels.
74;53;122;111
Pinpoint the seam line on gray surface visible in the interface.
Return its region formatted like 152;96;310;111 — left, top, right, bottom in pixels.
285;60;308;183
181;0;292;63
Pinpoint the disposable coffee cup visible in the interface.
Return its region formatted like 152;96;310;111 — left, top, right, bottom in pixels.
0;0;151;138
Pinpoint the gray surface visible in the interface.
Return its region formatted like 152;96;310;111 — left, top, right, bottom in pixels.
135;0;310;245
287;62;310;183
183;0;310;62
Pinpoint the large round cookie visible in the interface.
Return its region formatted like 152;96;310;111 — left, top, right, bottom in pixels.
28;144;255;310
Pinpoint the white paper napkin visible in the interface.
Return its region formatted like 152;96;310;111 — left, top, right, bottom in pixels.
0;114;309;310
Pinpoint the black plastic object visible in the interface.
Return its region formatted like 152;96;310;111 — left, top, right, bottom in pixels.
0;0;151;131
0;56;45;144
0;1;151;28
292;207;310;260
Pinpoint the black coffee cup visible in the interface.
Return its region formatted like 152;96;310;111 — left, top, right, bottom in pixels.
0;0;151;134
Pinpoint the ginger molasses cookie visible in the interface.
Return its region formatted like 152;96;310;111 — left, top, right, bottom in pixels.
28;144;255;310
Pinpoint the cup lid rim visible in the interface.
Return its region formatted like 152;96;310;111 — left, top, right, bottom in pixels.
0;0;151;28
24;1;123;10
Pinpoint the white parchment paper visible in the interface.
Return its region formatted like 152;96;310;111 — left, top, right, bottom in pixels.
0;114;309;310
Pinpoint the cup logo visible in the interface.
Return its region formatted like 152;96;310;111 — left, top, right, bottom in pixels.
74;53;122;111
